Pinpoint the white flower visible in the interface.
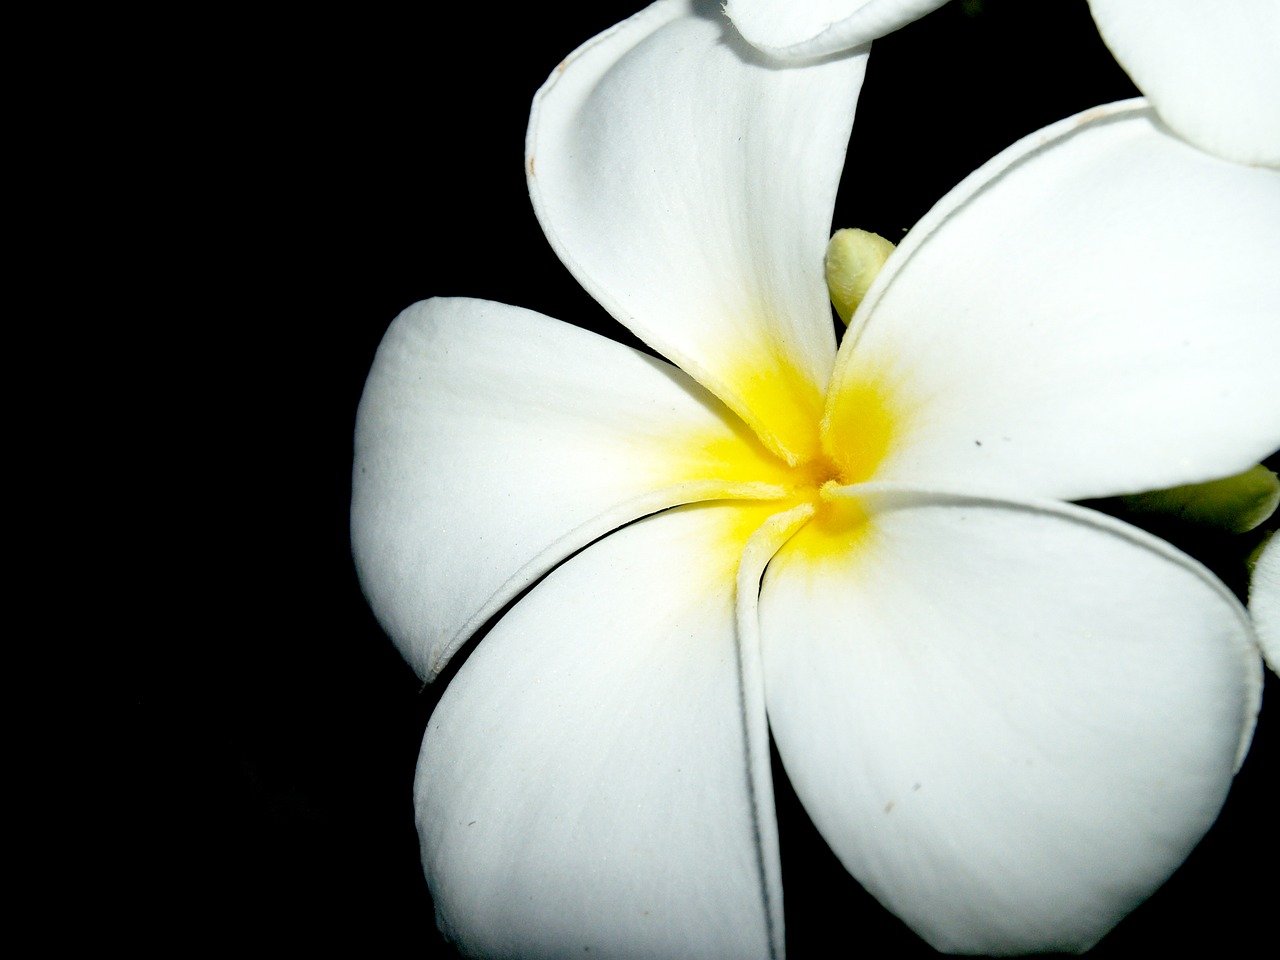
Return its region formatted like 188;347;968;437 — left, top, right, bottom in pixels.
352;0;1280;955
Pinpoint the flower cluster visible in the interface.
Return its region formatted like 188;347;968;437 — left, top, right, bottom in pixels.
354;1;1279;956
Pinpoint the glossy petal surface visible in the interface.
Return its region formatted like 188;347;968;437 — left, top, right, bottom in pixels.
759;488;1259;954
830;101;1280;502
1089;0;1280;166
417;502;783;960
726;0;946;59
529;0;864;462
352;298;790;678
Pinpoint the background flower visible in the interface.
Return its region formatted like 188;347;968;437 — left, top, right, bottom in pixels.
1251;536;1280;671
225;1;1278;954
1087;0;1280;166
728;0;1279;167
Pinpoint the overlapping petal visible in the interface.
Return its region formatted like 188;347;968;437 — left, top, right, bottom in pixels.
759;486;1260;954
359;3;1280;956
528;0;865;463
1250;535;1280;670
1088;0;1280;167
416;502;786;960
725;0;947;60
352;297;792;679
828;100;1280;503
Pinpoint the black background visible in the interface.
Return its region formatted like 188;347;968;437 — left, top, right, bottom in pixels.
205;1;1277;954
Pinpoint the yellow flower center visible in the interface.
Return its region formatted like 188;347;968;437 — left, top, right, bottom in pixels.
681;366;893;571
765;371;893;562
664;229;902;564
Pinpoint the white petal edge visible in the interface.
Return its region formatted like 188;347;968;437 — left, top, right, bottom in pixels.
828;99;1280;502
352;298;791;679
528;0;865;462
725;0;947;59
759;485;1260;954
416;502;783;960
1250;534;1280;671
735;501;818;959
1089;0;1280;167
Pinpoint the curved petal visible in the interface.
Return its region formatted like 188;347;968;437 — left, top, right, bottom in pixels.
826;100;1280;501
416;501;786;960
759;487;1260;954
733;501;818;956
352;298;792;679
1089;0;1280;167
528;0;865;463
725;0;946;59
1249;535;1280;671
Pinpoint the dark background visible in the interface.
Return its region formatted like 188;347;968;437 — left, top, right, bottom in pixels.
202;1;1276;954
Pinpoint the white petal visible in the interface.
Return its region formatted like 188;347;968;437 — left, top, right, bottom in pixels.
733;502;819;957
759;487;1259;954
352;298;791;679
1250;535;1280;671
416;502;784;960
1089;0;1280;167
725;0;947;59
528;0;865;462
828;100;1280;501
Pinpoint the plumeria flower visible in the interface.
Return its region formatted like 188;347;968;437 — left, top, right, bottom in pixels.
726;0;1280;168
353;0;1280;956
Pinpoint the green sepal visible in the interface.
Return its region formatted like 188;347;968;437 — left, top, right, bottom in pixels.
1120;464;1280;534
